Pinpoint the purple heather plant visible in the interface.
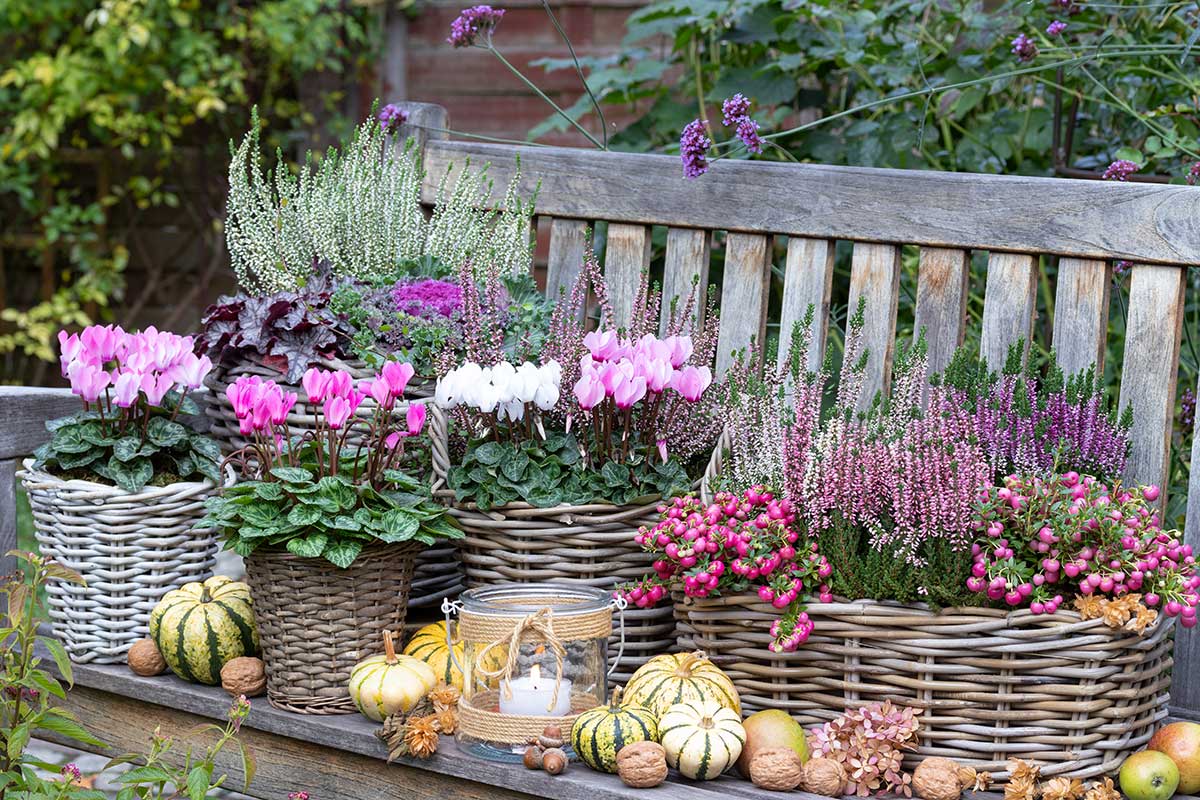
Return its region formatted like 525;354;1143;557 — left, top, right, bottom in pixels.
1011;33;1038;62
679;119;711;179
447;4;505;48
1102;159;1139;181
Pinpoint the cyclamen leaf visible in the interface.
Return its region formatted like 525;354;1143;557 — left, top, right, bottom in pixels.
287;504;324;527
472;441;506;467
286;532;328;558
324;539;362;568
253;482;285;500
147;417;188;447
270;466;314;483
113;437;148;462
379;509;420;542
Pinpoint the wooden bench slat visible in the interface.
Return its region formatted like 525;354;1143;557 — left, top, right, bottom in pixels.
546;217;589;302
604;223;651;329
660;227;711;336
1119;264;1186;497
419;139;1200;267
980;252;1039;370
1051;258;1112;378
715;233;772;376
847;242;901;411
779;237;836;371
914;247;970;377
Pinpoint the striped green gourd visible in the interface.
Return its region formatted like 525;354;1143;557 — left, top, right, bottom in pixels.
570;688;659;773
403;621;465;690
148;575;259;685
659;699;746;781
622;651;740;718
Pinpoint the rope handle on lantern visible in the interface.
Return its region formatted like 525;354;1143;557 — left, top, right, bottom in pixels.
442;597;465;675
607;594;627;679
474;608;568;713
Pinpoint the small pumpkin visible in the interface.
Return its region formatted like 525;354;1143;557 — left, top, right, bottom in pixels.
659;699;746;781
349;630;437;722
148;576;258;685
622;651;740;718
403;621;466;690
570;687;659;773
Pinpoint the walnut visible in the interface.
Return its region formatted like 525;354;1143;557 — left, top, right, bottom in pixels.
541;747;568;775
749;747;805;791
128;639;167;677
220;656;266;697
801;757;847;797
617;741;668;788
914;757;966;800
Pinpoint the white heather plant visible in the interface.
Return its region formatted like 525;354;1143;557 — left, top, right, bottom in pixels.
225;106;535;295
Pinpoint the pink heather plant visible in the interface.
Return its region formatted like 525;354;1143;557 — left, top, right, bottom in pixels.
624;488;833;652
969;472;1199;623
811;701;921;797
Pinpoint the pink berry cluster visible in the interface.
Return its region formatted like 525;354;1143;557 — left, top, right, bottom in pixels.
621;487;833;651
969;471;1199;626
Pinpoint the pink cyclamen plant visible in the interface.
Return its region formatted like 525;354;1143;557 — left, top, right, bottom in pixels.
969;471;1199;624
624;488;833;652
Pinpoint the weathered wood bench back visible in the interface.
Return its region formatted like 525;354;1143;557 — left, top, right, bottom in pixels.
2;100;1198;716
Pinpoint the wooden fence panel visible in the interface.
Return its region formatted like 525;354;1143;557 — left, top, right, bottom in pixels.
847;242;901;411
545;218;589;302
604;223;651;329
779;237;835;372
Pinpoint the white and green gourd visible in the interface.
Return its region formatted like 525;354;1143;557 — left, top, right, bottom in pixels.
659;699;746;781
349;630;437;722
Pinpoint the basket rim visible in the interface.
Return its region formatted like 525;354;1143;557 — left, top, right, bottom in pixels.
19;457;233;497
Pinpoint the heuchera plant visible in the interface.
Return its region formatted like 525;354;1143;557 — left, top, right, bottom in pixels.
34;325;221;492
969;472;1199;625
201;362;461;567
624;488;833;652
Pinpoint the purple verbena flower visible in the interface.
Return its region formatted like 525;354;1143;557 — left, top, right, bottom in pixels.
1182;387;1196;435
392;278;463;320
1113;260;1132;279
680;119;711;179
1187;161;1200;186
1052;0;1082;14
1046;20;1067;35
736;116;763;154
378;103;408;132
447;5;505;48
721;93;752;127
61;764;82;783
1011;33;1038;62
1102;159;1139;181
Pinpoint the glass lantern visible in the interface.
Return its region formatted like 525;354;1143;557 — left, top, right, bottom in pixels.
443;584;626;761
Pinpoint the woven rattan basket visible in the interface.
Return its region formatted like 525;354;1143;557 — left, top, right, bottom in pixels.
204;359;459;608
19;459;225;664
429;407;677;679
675;592;1174;781
244;541;421;714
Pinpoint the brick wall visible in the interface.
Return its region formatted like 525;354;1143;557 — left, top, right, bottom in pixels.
391;0;646;146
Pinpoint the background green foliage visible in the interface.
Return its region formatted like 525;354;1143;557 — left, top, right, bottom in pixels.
0;0;381;377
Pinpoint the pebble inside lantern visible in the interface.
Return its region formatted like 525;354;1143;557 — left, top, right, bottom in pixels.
444;584;625;760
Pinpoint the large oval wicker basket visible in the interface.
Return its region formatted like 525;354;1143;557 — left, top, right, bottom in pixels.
244;542;421;715
19;459;224;664
204;359;460;609
429;407;678;682
675;592;1174;781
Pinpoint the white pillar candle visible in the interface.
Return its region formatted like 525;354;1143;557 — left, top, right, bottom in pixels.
499;664;573;716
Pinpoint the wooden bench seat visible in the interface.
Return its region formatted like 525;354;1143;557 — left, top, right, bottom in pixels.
4;99;1200;799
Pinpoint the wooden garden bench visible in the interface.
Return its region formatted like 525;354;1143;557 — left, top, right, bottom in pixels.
2;99;1199;799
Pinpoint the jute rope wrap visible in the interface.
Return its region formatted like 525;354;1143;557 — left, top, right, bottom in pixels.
19;459;223;664
244;542;420;715
457;599;611;745
204;360;460;609
429;407;678;676
676;592;1174;781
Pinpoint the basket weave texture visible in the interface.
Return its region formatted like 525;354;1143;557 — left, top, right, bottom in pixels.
244;542;420;715
204;359;459;608
675;592;1174;781
19;459;221;664
429;408;677;677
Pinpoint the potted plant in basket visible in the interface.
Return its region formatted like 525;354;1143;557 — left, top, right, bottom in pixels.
637;302;1199;779
19;324;225;664
432;243;722;681
199;360;463;715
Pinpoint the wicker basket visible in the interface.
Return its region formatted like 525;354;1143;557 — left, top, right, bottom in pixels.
244;542;421;715
429;407;678;679
675;592;1174;780
19;459;224;664
204;359;459;609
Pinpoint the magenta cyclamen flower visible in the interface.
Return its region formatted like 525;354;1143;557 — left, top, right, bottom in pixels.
679;119;711;179
378;103;408;131
1102;159;1139;181
721;93;751;126
1011;33;1038;62
447;4;505;48
1046;20;1067;35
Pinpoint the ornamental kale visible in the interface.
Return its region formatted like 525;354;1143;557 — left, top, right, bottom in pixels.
34;326;221;492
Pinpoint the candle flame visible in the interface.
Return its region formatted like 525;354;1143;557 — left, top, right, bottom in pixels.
530;663;541;683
